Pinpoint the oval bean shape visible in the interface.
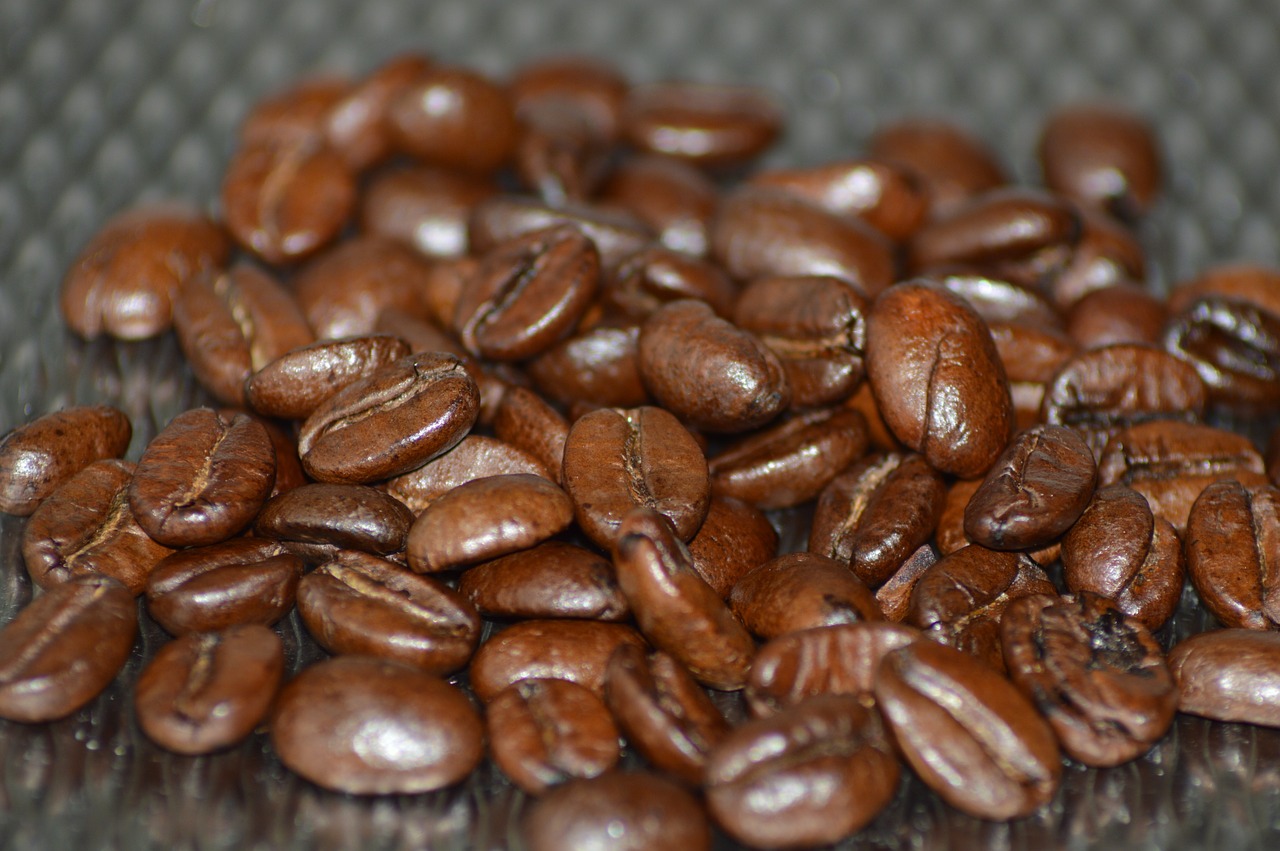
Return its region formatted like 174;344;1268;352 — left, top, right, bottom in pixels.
245;335;411;420
254;483;415;555
0;405;132;516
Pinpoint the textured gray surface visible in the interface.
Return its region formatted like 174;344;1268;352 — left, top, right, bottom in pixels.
3;0;1280;848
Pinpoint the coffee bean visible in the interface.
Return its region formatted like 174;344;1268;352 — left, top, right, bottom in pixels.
730;552;883;639
469;619;647;703
0;405;131;516
514;99;614;205
491;386;569;485
134;624;284;755
1164;296;1280;410
240;75;350;146
360;165;496;259
511;56;629;144
598;155;718;257
1039;103;1161;221
623;81;780;168
606;245;737;320
1067;282;1166;349
245;335;412;421
458;541;628;621
254;483;415;556
271;655;484;794
1052;209;1149;311
1169;629;1280;727
988;321;1077;432
383;435;554;512
470;196;651;275
523;771;711;851
686;495;778;599
874;544;939;621
326;54;433;171
389;65;517;173
292;236;432;340
1168;263;1280;318
1186;479;1280;630
0;575;137;723
868;119;1007;216
526;318;650;409
937;269;1063;330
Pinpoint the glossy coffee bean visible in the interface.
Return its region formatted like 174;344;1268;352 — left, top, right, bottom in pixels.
384;435;554;512
491;388;569;488
988;321;1077;432
868;119;1007;216
291;236;432;340
1164;296;1280;410
1002;593;1176;767
731;552;883;640
1167;263;1280;318
458;542;628;622
487;678;620;795
297;551;479;675
598;155;718;257
271;655;484;794
469;619;647;703
254;483;415;556
514;97;614;204
23;460;172;595
686;495;778;599
1039;103;1161;221
1186;479;1280;630
0;575;137;723
606;245;737;320
326;53;434;171
511;55;628;143
360;165;496;259
245;335;412;421
1066;282;1166;348
134;624;284;755
389;65;516;173
523;771;711;851
1169;629;1280;727
623;81;781;168
129;409;276;548
874;544;940;622
705;695;900;850
1051;208;1148;310
526;318;650;409
0;405;131;516
239;75;350;145
470;196;651;275
936;268;1062;329
60;204;230;341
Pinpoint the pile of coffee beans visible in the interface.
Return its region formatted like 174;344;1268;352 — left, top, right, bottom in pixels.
3;51;1280;848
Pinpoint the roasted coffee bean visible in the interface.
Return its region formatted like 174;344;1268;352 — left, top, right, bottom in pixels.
603;644;729;784
523;771;711;851
938;476;1066;565
60;204;230;341
866;279;1013;478
454;225;599;361
406;474;573;573
129;409;275;548
360;165;496;259
254;483;414;555
487;678;620;795
809;452;947;587
389;65;516;173
240;75;350;145
1185;479;1280;630
172;265;314;406
525;319;650;409
23;460;172;595
937;269;1063;329
1039;103;1161;221
326;54;434;171
134;624;284;755
964;424;1097;551
711;187;896;296
875;639;1061;821
146;539;303;636
242;412;308;497
1168;263;1280;317
271;655;483;794
470;196;651;274
514;97;614;204
1051;208;1148;310
562;405;709;547
623;81;781;168
1060;485;1185;630
458;541;628;622
511;56;628;143
1066;282;1166;348
469;619;647;703
613;509;754;690
1001;593;1177;767
491;386;569;485
907;545;1056;672
245;335;412;421
709;408;868;510
868;119;1007;216
705;695;900;849
1169;629;1280;727
875;545;940;622
639;299;790;433
598;155;718;257
1164;296;1280;410
687;495;778;598
297;550;479;674
733;275;870;408
606;245;737;320
384;435;554;512
731;552;883;639
298;351;479;484
0;575;137;723
292;236;432;340
745;622;922;718
988;322;1077;432
0;406;131;516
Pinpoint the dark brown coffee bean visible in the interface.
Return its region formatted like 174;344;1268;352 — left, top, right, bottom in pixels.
868;119;1007;216
326;54;433;171
292;236;432;340
1039;103;1161;221
875;545;939;622
866;280;1013;478
271;655;483;794
623;81;781;168
613;509;754;690
523;771;711;851
1186;479;1280;630
599;155;718;257
384;435;554;512
0;406;131;516
1060;485;1185;630
705;695;900;849
711;187;896;296
964;424;1097;551
603;644;729;784
989;322;1077;431
1066;283;1167;349
254;483;414;556
240;75;350;145
512;56;628;141
1051;209;1148;311
875;639;1061;820
686;495;778;598
454;225;600;361
844;381;903;452
469;619;647;703
809;452;947;587
525;319;650;409
23;460;173;595
1002;593;1177;767
145;539;302;636
406;474;573;573
360;165;496;259
514;96;614;205
491;386;569;485
750;157;929;241
937;269;1064;330
745;622;922;718
60;204;230;341
389;65;516;173
298;351;479;484
458;541;628;621
245;334;413;421
1164;296;1280;410
1169;629;1280;727
0;575;137;723
1168;263;1280;317
241;411;308;498
638;299;790;433
907;545;1056;672
470;196;651;275
606;245;737;320
297;550;479;675
487;678;620;795
134;624;284;755
731;552;883;640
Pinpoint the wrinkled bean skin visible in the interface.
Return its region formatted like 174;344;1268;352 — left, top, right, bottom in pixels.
134;624;284;755
730;552;884;640
458;542;629;622
245;335;412;421
866;280;1013;478
1002;593;1176;767
469;619;647;703
129;409;276;548
0;406;131;516
271;656;484;795
384;435;554;512
868;119;1007;216
0;575;138;723
389;65;517;173
254;483;415;555
523;771;711;851
1039;103;1161;221
1169;629;1280;727
1185;480;1280;630
613;509;755;691
875;639;1061;821
705;695;900;850
292;237;432;340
